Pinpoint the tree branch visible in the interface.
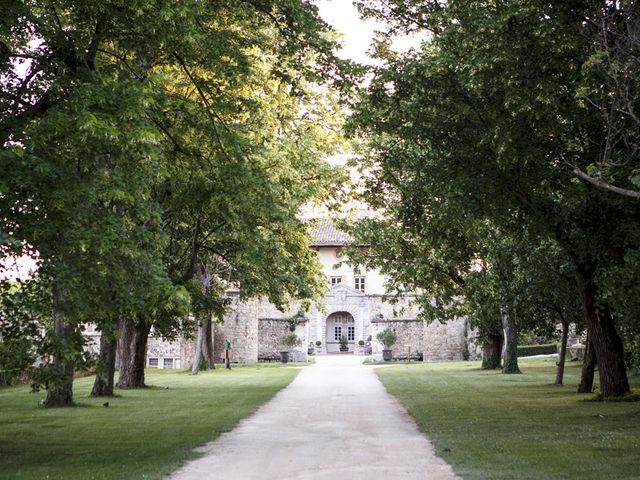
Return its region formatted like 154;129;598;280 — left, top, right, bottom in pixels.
570;164;640;199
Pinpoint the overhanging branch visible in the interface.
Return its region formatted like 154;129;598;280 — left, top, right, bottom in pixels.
570;164;640;199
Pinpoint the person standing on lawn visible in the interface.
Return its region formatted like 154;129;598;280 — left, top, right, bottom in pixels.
224;337;232;370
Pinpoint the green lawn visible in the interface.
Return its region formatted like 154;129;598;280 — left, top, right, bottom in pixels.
0;365;299;480
376;358;640;480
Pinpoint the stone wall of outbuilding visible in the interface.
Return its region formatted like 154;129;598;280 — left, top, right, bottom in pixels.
422;317;470;361
370;318;425;358
213;296;259;364
257;318;309;362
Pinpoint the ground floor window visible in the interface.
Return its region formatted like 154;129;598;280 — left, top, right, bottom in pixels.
334;325;342;341
348;326;355;341
163;358;174;369
148;358;158;368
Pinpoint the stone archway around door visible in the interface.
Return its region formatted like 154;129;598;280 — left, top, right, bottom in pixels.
325;311;355;354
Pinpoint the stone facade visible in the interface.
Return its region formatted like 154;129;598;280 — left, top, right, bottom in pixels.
257;318;308;362
84;221;476;367
422;318;469;361
213;296;260;364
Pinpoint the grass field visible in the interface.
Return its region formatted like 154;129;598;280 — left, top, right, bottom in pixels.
0;365;300;480
376;358;640;479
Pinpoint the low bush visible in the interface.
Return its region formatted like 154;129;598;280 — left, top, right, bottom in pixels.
517;343;557;357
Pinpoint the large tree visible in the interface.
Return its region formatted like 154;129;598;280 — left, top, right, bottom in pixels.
1;0;351;403
350;0;639;397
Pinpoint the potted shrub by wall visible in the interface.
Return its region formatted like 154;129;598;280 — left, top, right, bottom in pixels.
376;328;397;361
280;332;300;364
356;339;365;355
339;335;349;352
315;340;322;354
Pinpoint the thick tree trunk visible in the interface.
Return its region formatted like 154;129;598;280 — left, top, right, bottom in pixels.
45;284;75;407
91;333;117;396
481;333;503;369
191;319;204;375
555;319;569;385
117;317;151;389
572;259;629;397
577;336;597;393
203;318;215;369
501;307;521;374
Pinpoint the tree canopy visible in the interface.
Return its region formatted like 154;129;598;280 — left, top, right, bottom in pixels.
348;0;640;397
0;0;352;403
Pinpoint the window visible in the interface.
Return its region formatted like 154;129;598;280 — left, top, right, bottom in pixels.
330;276;342;286
354;276;366;293
348;326;355;341
163;358;174;369
334;325;342;341
148;358;158;368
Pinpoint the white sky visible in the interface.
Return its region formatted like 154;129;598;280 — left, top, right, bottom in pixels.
313;0;426;64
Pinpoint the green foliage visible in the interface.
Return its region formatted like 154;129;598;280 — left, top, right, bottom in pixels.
280;332;300;350
376;328;397;349
348;1;640;393
517;344;558;358
339;335;349;348
1;0;353;399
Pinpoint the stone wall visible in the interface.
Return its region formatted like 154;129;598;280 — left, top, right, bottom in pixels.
370;318;425;358
258;318;308;362
147;335;189;369
213;296;259;363
422;317;469;360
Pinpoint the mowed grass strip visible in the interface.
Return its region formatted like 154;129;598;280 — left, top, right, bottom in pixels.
0;365;299;480
376;358;640;480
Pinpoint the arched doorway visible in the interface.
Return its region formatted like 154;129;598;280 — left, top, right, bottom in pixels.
325;311;355;353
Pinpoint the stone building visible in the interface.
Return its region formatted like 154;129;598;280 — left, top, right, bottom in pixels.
138;220;475;368
207;220;476;365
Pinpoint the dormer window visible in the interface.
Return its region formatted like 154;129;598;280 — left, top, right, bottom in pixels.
354;276;366;293
331;276;342;286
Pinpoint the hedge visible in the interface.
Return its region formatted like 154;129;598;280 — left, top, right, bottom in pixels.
517;343;558;357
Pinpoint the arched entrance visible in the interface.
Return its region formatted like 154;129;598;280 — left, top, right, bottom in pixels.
325;311;355;353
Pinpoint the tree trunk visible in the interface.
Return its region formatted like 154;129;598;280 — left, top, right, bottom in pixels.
572;259;629;397
117;317;151;389
481;333;503;369
555;319;569;385
45;284;75;407
577;335;597;393
91;333;117;396
191;319;204;375
501;307;521;374
203;317;215;369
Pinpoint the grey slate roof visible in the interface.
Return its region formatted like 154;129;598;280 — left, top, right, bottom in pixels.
309;220;354;246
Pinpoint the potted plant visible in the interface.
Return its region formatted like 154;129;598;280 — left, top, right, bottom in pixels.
280;332;300;364
339;335;349;352
355;339;365;355
376;328;397;361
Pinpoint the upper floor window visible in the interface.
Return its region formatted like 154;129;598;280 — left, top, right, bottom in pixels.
354;276;366;293
331;276;342;286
